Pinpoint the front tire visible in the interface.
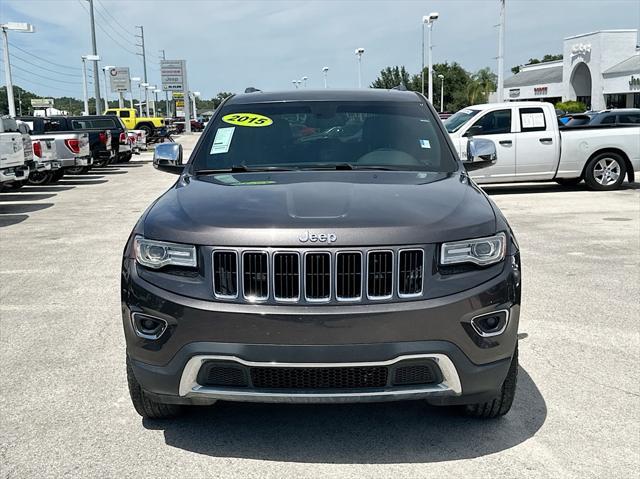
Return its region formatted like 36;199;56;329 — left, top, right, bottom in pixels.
463;344;518;419
584;152;626;191
65;165;90;175
28;171;53;185
126;357;182;419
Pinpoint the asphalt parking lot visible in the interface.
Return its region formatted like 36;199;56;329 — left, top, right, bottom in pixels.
1;134;638;478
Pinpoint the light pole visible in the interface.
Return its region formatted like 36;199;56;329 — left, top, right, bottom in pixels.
422;12;438;102
497;0;506;102
130;76;140;110
191;91;200;120
140;82;149;116
292;80;300;89
438;74;445;112
154;89;161;115
87;0;102;115
355;48;365;88
322;66;329;88
147;85;156;116
81;54;99;115
302;76;308;88
1;22;35;117
102;65;115;112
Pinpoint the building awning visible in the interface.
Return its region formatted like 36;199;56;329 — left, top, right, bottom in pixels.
504;65;563;88
603;54;640;76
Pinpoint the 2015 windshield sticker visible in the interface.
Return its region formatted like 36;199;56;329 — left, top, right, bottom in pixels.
222;113;273;127
210;127;235;154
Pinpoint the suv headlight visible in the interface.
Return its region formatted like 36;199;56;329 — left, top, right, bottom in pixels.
134;236;197;269
440;232;506;266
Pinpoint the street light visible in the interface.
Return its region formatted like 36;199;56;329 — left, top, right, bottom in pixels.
1;22;35;117
422;12;438;102
147;85;156;116
302;76;308;88
355;48;365;88
438;74;445;113
153;89;162;115
102;65;115;112
81;55;100;115
191;91;200;120
322;66;329;88
292;80;298;89
130;76;141;110
141;82;149;116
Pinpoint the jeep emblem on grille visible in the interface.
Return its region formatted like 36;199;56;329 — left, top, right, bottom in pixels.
298;231;337;243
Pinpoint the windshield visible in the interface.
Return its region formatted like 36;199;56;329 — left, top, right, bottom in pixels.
443;108;480;133
192;101;458;173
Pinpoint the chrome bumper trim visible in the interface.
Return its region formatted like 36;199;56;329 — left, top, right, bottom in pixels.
178;353;463;401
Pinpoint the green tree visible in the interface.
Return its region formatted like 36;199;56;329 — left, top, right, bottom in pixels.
370;66;412;89
511;53;563;74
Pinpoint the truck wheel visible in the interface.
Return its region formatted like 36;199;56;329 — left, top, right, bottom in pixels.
28;171;53;185
555;177;582;187
65;166;90;175
138;124;153;137
584;152;627;191
462;344;518;419
5;180;25;190
126;357;182;419
51;170;65;182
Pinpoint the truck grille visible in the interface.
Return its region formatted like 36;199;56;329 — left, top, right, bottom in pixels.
211;247;426;304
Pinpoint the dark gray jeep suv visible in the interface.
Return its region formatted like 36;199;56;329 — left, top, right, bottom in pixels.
122;89;521;419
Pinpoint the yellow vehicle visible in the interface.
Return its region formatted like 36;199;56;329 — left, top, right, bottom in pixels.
104;108;164;136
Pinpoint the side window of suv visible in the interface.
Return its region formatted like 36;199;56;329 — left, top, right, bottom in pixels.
466;109;512;136
599;115;615;124
618;113;640;124
119;110;130;118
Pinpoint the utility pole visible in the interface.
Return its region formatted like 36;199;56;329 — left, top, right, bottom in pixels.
497;0;506;102
81;56;90;115
159;49;170;117
136;25;149;116
88;0;102;114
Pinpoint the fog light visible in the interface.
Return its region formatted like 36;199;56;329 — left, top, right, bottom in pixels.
470;310;509;337
131;313;168;340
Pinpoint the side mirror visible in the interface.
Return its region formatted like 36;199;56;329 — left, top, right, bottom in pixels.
153;143;184;175
463;138;497;171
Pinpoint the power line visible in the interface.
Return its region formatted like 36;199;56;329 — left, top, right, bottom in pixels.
7;42;82;71
11;63;84;85
95;0;135;38
7;50;81;78
0;65;81;95
76;0;140;57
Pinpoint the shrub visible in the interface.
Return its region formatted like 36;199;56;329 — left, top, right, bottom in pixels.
555;101;586;113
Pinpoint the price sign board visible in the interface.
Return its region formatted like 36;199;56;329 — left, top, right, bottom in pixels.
161;60;186;91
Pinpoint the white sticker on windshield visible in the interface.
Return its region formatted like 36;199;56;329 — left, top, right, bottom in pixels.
419;139;431;149
210;127;235;154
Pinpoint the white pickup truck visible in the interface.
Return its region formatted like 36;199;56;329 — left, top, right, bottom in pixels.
0;116;29;187
445;101;640;190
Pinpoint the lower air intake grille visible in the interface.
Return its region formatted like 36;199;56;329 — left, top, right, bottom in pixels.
393;364;440;386
250;366;388;389
243;252;268;300
197;364;248;387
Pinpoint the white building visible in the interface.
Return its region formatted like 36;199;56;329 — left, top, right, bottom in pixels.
493;29;640;110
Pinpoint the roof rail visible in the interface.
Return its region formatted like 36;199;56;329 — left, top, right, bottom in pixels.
391;83;408;91
244;87;262;93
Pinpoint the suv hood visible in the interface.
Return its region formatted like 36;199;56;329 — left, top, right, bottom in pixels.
143;171;496;247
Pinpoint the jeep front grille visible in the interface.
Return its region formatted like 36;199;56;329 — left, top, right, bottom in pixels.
211;247;425;304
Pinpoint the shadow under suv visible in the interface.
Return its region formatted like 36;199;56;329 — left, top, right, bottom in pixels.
122;89;521;419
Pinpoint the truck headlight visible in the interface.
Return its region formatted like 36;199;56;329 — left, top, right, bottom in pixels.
134;236;197;269
440;232;506;266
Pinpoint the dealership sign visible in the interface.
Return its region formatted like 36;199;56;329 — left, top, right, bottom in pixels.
534;86;548;96
30;98;54;108
630;76;640;90
161;60;187;91
509;88;520;98
109;67;131;92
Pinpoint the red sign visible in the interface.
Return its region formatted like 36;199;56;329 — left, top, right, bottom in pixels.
534;86;548;96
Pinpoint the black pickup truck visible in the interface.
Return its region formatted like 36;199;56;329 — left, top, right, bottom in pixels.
49;116;129;167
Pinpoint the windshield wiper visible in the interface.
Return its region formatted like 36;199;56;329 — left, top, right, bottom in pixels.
300;163;400;171
194;165;297;174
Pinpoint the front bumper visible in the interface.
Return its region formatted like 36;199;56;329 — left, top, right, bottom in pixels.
123;256;520;405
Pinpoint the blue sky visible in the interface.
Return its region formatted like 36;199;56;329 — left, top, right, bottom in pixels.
2;0;639;99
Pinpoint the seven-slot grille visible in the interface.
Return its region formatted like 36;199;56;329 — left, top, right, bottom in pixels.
212;248;425;303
